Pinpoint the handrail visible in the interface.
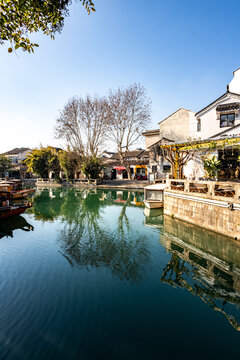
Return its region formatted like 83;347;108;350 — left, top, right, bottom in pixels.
166;178;240;201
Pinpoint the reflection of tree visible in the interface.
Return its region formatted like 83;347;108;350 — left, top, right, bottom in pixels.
59;190;150;283
27;188;65;221
30;189;144;222
118;192;131;234
0;215;34;239
31;188;150;284
161;253;240;331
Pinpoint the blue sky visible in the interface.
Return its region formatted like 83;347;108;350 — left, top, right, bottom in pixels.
1;0;240;153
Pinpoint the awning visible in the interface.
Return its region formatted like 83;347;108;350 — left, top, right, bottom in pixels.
113;166;126;171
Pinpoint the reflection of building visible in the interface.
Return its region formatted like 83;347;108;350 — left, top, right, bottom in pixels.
160;216;240;331
3;147;31;179
144;208;164;228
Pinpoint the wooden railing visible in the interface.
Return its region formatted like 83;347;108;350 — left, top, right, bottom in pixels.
166;178;240;201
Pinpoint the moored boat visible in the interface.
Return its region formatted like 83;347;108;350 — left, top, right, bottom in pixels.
0;204;32;219
0;181;35;199
11;188;35;199
0;191;32;219
144;183;166;209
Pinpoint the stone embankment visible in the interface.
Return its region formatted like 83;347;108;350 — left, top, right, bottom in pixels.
36;178;148;190
164;178;240;240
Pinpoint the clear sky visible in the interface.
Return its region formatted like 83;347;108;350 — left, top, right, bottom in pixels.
1;0;240;153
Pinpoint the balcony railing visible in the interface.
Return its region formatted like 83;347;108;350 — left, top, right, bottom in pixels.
166;178;240;201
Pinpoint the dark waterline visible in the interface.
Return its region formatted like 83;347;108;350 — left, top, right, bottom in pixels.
0;188;240;359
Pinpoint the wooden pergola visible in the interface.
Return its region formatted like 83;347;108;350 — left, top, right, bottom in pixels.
157;136;240;179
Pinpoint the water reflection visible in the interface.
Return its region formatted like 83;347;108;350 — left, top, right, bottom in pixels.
0;216;34;239
27;189;240;329
30;188;144;221
31;188;149;283
160;216;240;331
144;208;164;229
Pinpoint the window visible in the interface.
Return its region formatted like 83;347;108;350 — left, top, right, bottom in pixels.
152;165;157;172
197;118;201;132
220;113;235;128
163;165;171;173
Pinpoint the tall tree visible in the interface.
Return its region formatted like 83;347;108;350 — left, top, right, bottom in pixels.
25;146;61;178
58;148;81;180
82;156;102;179
0;155;12;177
107;83;151;179
0;0;95;53
55;95;109;157
162;147;193;179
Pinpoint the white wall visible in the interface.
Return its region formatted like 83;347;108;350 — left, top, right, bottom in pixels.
159;108;197;140
197;94;240;139
229;68;240;94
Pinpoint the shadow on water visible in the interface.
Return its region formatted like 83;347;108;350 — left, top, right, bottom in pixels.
158;214;240;331
30;188;149;283
0;216;34;239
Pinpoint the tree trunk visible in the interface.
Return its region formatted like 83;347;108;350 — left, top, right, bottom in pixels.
179;165;183;179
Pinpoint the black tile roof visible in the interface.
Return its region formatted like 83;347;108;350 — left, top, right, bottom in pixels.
3;147;31;155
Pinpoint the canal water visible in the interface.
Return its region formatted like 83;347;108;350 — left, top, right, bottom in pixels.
0;188;240;359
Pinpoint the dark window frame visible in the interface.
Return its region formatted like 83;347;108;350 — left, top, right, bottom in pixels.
220;113;235;128
197;119;201;132
163;165;171;173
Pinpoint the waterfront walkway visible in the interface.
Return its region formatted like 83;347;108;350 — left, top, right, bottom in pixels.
35;179;148;190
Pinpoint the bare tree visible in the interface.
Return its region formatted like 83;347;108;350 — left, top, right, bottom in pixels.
55;95;108;157
107;83;151;179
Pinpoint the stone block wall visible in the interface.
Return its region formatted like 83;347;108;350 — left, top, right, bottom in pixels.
164;191;240;240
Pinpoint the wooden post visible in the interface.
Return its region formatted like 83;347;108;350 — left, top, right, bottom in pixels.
184;180;189;192
174;151;179;179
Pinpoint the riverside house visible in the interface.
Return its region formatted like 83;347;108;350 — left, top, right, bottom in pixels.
103;149;149;179
144;68;240;180
2;147;31;179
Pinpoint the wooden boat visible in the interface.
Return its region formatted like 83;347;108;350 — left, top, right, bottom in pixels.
0;182;35;199
0;204;32;219
0;190;32;219
11;188;35;199
144;183;166;209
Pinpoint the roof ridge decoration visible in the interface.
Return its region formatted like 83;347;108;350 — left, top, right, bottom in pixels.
195;91;240;117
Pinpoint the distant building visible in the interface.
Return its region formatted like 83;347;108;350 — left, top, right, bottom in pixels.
103;149;149;179
2;147;31;179
101;150;117;159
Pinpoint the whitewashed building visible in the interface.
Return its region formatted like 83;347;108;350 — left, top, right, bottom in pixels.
2;147;31;179
144;68;240;180
196;68;240;139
